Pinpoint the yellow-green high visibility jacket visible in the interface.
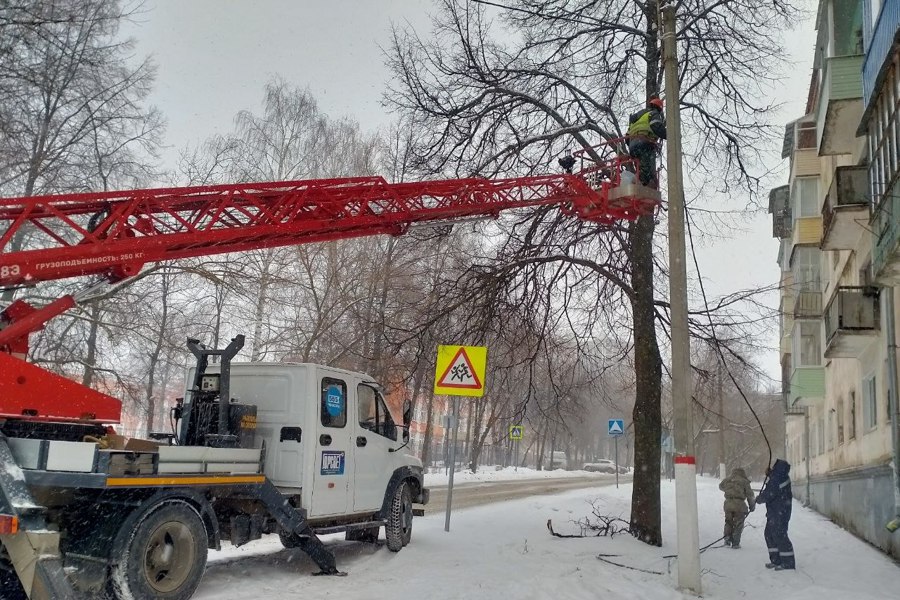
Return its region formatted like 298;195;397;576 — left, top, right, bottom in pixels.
627;107;667;141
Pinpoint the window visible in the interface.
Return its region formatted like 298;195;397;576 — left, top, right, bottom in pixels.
793;321;823;366
357;384;397;441
869;57;900;208
863;374;878;430
792;247;822;292
796;121;817;150
320;378;347;428
832;0;864;56
792;177;820;219
849;390;857;439
838;397;845;444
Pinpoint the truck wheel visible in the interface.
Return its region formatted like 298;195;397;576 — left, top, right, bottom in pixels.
111;500;207;600
384;482;412;552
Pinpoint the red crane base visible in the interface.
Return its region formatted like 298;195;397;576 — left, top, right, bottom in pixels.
0;352;121;423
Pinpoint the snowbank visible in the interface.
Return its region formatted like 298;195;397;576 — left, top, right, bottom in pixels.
197;476;900;599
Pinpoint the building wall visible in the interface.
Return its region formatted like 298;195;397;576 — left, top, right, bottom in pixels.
809;463;900;557
775;0;899;560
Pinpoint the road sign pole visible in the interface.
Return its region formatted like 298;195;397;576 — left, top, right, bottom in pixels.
615;436;619;489
515;438;519;472
444;396;460;533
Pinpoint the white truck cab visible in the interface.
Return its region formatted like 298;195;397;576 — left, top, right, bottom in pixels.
185;361;428;537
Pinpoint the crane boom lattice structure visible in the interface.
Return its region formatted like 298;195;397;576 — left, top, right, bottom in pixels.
0;154;659;424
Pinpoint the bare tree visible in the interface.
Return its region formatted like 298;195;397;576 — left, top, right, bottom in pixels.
386;0;795;545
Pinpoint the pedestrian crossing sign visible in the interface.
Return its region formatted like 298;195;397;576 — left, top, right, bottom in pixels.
434;345;487;397
510;425;524;440
608;419;625;436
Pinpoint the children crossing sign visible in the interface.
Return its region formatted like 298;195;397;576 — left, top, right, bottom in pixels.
608;419;625;436
509;425;524;440
434;345;487;397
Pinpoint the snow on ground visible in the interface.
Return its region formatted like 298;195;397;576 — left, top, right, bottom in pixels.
425;464;628;487
195;476;900;599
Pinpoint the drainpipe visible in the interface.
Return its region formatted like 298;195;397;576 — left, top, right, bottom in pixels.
883;287;900;532
804;406;811;507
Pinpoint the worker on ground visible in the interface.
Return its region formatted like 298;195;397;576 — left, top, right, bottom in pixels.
626;97;666;188
756;459;796;570
718;467;755;549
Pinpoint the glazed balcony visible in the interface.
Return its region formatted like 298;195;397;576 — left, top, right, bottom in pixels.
821;166;869;250
824;286;880;358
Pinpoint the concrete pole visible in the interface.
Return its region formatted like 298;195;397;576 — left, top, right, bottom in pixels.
717;359;727;479
661;4;701;594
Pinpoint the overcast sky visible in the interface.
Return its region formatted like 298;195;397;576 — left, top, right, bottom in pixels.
123;0;819;385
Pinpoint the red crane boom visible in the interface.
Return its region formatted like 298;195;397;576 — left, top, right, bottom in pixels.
0;157;659;423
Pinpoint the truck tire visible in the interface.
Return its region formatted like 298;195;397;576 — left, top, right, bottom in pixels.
110;500;208;600
384;482;412;552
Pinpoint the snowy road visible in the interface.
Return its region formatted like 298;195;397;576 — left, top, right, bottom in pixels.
428;474;632;510
195;477;900;600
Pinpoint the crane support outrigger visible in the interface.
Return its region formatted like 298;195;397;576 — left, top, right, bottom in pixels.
0;141;659;600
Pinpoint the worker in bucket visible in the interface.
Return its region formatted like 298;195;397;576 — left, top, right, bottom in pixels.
756;459;796;570
626;97;666;188
718;467;756;549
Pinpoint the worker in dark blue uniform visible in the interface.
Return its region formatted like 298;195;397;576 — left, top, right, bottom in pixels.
756;458;795;570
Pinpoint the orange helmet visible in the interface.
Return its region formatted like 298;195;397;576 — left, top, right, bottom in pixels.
649;97;664;110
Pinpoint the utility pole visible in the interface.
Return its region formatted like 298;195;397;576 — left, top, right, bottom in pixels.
717;359;726;479
661;3;702;594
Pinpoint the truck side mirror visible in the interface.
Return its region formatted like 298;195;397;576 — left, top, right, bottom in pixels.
403;400;412;427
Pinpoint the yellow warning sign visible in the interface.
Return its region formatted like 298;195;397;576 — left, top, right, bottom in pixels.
434;345;487;397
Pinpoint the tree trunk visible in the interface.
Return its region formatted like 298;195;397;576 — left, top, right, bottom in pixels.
628;210;663;546
81;303;102;387
145;273;170;433
421;393;435;467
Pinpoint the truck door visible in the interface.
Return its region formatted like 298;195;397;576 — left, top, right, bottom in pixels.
353;383;399;512
310;376;353;517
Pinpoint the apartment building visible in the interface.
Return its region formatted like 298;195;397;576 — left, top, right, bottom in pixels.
770;0;900;558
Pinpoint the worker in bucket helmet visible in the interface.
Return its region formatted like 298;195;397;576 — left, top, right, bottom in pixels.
718;467;756;549
626;97;666;188
756;459;796;570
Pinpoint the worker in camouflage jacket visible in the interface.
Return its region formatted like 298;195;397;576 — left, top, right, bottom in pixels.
718;467;756;548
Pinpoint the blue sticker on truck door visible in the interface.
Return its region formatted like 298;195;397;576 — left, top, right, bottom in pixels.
320;451;345;475
325;384;344;416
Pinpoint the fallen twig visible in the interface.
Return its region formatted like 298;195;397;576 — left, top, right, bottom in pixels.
597;555;665;575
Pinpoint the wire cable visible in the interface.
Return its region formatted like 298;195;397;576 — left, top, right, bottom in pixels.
684;202;774;470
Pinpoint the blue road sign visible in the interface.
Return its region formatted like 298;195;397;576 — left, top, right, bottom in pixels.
608;419;625;436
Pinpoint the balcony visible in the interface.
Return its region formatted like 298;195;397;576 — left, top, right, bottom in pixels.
821;166;870;250
793;290;823;318
789;367;825;406
873;179;900;283
783;119;820;177
824;286;881;358
862;0;900;109
816;56;865;155
769;185;791;239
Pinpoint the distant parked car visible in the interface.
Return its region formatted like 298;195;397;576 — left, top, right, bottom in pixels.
545;451;568;470
583;459;627;474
